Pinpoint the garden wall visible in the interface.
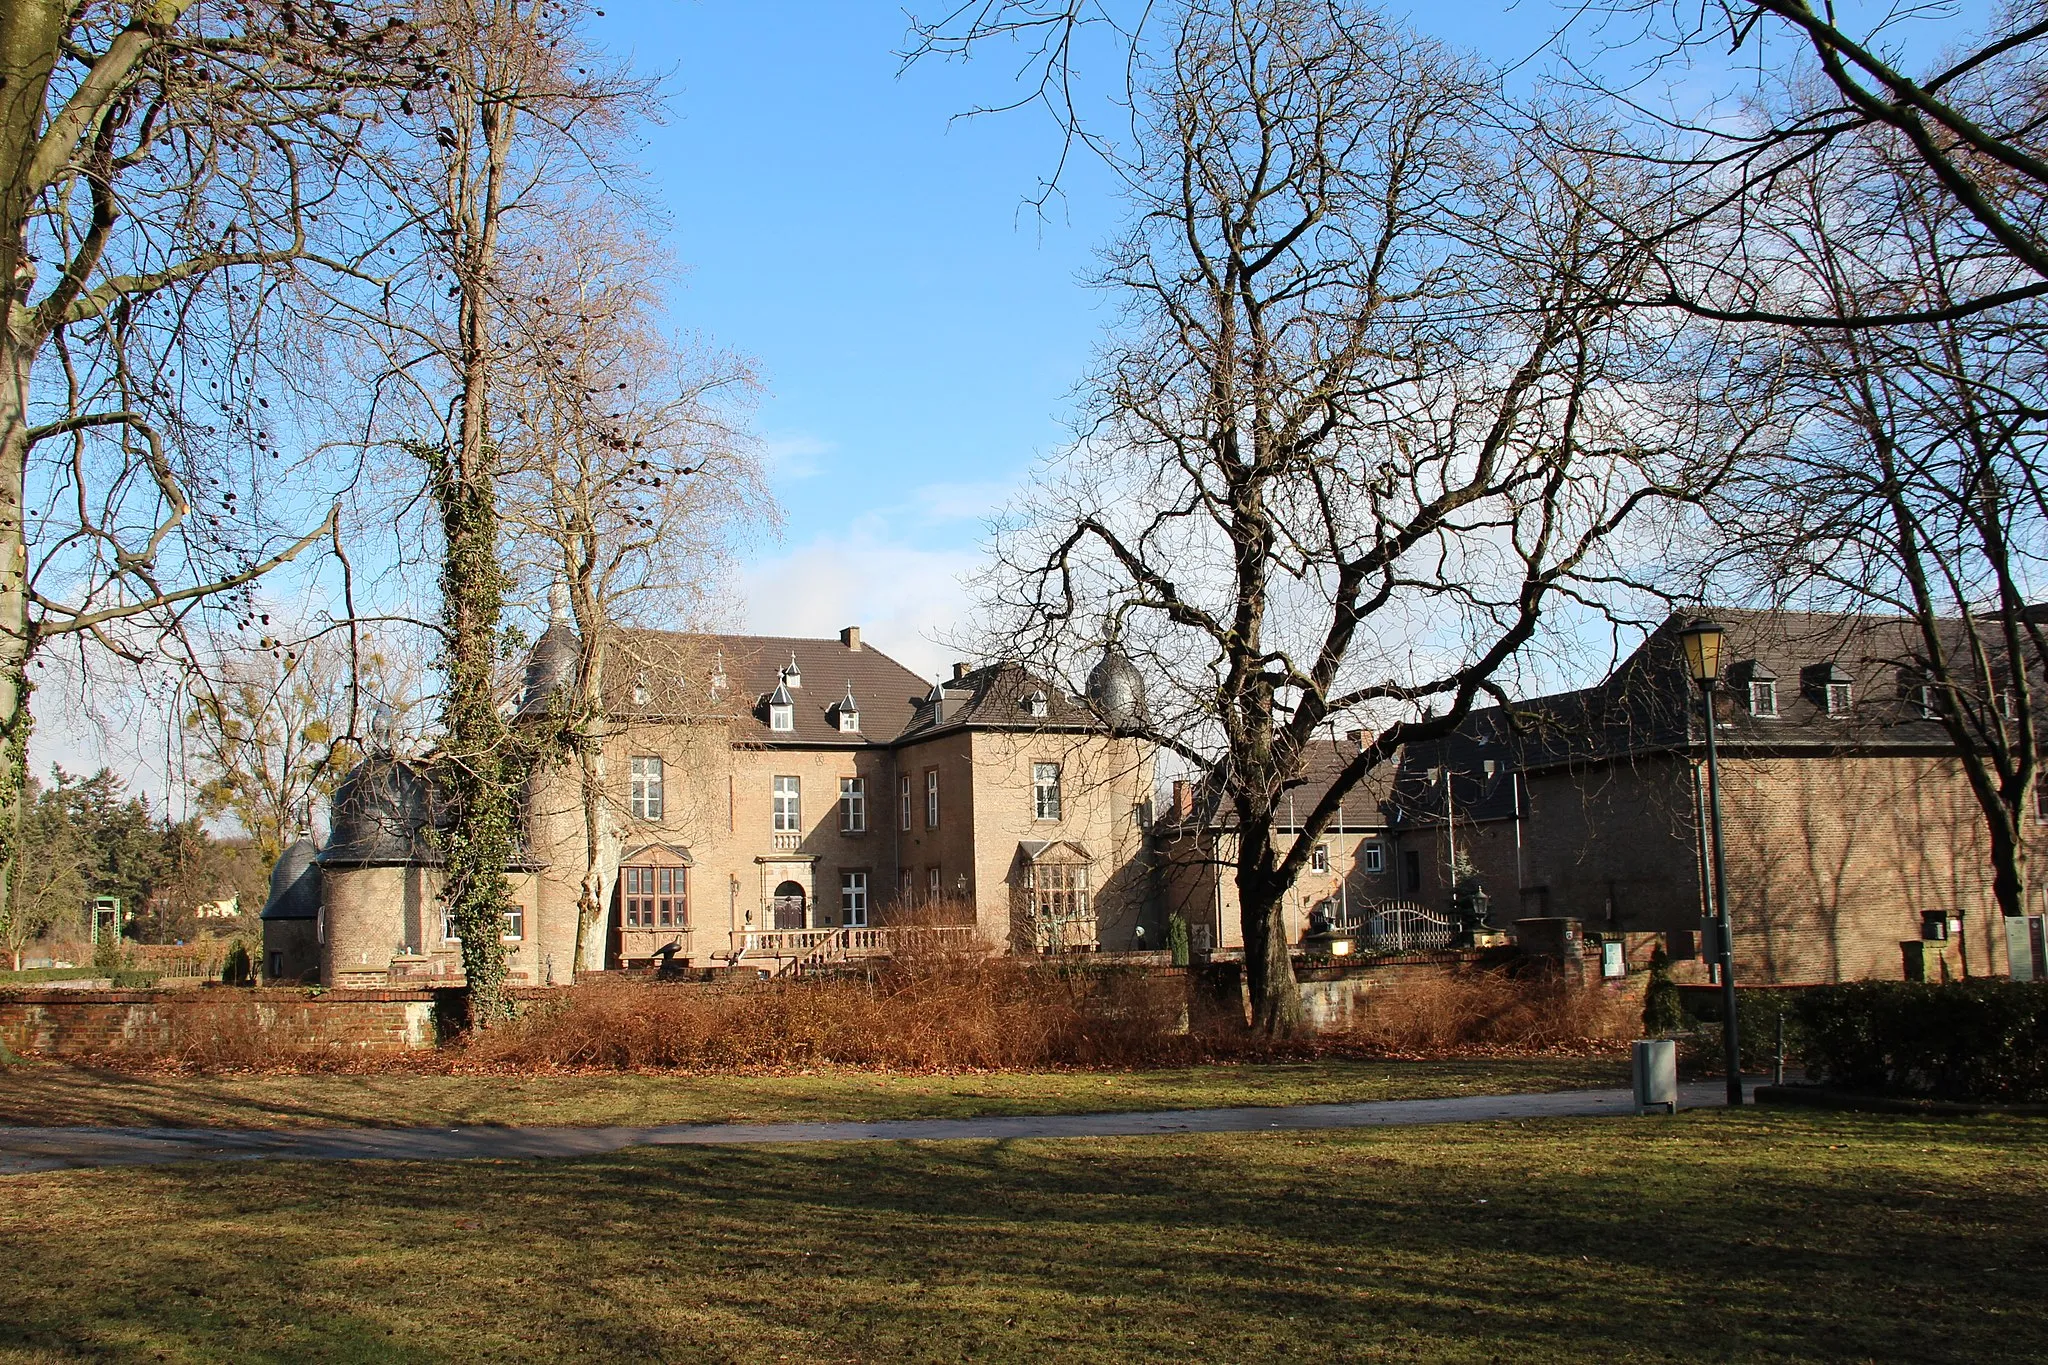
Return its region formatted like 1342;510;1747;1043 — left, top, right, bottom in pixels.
0;988;456;1059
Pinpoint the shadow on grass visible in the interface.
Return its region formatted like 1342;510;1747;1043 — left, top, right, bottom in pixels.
1;1111;2043;1362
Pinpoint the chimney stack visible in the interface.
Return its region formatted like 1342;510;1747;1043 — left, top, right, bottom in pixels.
1172;779;1193;822
840;626;861;651
953;661;971;682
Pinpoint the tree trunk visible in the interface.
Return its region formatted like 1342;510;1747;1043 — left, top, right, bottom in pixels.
1236;824;1307;1037
0;336;34;939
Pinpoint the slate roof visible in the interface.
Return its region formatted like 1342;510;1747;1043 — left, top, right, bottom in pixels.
896;661;1100;740
603;630;931;745
1500;608;1977;774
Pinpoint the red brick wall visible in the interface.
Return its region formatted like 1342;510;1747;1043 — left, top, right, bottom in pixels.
0;988;446;1060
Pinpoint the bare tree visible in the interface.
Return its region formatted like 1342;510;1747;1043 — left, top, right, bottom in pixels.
357;0;651;1024
181;634;413;860
495;214;774;974
973;0;1766;1034
0;1;417;945
1701;132;2048;925
1558;2;2048;328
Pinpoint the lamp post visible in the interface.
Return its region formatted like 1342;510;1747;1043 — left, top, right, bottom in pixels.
1677;618;1743;1107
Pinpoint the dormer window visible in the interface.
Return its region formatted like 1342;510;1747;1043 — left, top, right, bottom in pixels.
631;673;650;707
836;683;860;733
1918;684;1940;720
783;652;802;690
710;651;727;697
768;681;794;732
1024;690;1049;719
1802;662;1854;718
1729;659;1777;718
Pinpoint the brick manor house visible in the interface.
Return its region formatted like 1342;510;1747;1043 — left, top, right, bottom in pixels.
266;607;2048;988
261;613;1155;986
1157;610;2048;985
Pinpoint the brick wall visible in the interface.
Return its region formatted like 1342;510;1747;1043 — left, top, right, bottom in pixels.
0;988;446;1059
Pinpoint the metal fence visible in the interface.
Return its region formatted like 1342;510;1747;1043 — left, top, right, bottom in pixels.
1353;900;1456;952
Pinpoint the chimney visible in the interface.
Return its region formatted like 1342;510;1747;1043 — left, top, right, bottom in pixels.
840;626;861;651
1172;779;1193;822
953;661;971;682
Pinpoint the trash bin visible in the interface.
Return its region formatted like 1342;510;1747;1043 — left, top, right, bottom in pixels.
1632;1039;1677;1115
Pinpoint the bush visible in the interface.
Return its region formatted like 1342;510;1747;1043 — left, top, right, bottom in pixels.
1167;913;1191;968
220;941;253;987
461;949;1254;1072
1681;989;1808;1076
1642;947;1684;1034
1343;968;1638;1054
1794;980;2048;1102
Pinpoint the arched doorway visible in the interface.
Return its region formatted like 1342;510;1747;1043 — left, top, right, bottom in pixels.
771;880;807;931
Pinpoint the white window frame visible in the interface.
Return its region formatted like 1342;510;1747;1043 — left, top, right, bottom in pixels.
1311;843;1330;874
840;777;866;832
773;776;801;833
630;755;665;820
1032;762;1062;821
1363;841;1385;874
1826;681;1853;716
769;701;794;732
1749;681;1777;717
900;774;912;830
927;865;941;898
502;906;524;941
841;871;869;927
926;770;940;828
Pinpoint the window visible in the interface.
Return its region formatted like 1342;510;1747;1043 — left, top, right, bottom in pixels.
927;866;941;898
1918;684;1940;720
926;770;940;828
1363;841;1386;874
441;910;458;943
622;866;688;928
267;951;282;979
773;776;801;833
2000;689;2020;723
1749;681;1777;717
899;867;914;897
841;871;869;927
1311;843;1330;874
840;777;866;832
2036;779;2048;825
1033;762;1062;820
770;701;793;731
1025;690;1048;718
900;774;912;830
502;906;524;941
1826;682;1853;716
630;756;664;820
1026;862;1092;952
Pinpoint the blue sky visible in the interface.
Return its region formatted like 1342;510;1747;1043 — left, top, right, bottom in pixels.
616;1;1575;678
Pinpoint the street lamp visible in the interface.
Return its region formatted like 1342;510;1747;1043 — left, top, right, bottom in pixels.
1677;618;1743;1107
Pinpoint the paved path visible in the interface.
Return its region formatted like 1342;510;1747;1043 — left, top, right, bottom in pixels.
0;1082;1746;1175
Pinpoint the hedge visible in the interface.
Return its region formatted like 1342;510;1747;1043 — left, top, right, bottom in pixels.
1794;980;2048;1102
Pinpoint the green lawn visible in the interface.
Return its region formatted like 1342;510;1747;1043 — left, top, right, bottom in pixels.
1;1110;2041;1362
0;1055;1621;1129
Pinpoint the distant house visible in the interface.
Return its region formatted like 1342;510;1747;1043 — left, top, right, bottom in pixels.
191;898;240;920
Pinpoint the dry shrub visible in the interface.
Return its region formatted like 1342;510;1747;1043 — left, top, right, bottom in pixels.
1345;968;1638;1055
462;949;1239;1072
56;995;393;1073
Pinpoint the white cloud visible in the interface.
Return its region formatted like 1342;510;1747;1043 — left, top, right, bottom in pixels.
761;432;834;481
908;479;1017;525
737;529;984;681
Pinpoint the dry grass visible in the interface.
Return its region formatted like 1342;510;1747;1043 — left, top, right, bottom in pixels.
463;951;1230;1071
1344;966;1640;1055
